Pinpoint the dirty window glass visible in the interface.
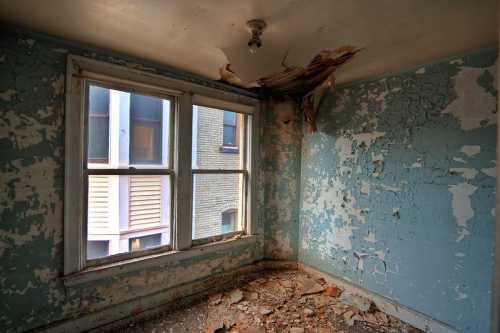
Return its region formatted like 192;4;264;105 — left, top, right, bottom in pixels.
86;83;172;260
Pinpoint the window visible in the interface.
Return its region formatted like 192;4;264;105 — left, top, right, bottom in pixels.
223;111;237;146
85;83;172;262
87;240;109;260
129;233;162;252
130;94;163;164
221;210;236;234
220;111;239;153
88;85;110;163
64;55;258;275
191;105;246;242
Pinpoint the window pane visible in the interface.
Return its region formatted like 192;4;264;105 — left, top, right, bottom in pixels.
221;211;236;234
223;125;236;146
87;175;171;260
87;240;109;259
129;233;162;252
192;105;244;169
87;86;171;169
130;94;163;164
89;85;109;114
88;85;110;163
88;116;109;162
223;111;236;126
192;173;243;239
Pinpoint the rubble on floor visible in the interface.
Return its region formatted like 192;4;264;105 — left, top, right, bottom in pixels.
105;270;422;333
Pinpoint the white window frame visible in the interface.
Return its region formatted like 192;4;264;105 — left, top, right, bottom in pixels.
64;55;259;276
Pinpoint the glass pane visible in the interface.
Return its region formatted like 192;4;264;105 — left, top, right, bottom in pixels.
192;173;243;239
223;125;236;146
223;111;236;126
87;84;171;169
130;94;163;164
89;85;109;114
87;175;171;260
87;240;109;260
88;85;110;163
192;105;244;169
88;116;109;162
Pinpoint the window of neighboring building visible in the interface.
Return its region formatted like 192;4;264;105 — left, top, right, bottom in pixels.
88;85;110;163
223;111;237;146
220;111;239;153
130;94;163;164
87;240;109;260
64;56;258;275
221;210;236;234
129;233;162;252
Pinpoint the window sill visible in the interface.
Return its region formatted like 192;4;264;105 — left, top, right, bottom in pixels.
219;146;239;154
63;234;258;287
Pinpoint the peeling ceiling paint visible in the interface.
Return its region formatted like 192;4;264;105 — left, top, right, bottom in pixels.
0;0;497;84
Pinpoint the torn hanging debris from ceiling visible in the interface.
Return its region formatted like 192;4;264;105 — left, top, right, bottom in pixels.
218;46;361;132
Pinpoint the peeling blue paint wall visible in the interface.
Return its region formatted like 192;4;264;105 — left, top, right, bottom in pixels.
299;48;498;332
261;100;302;260
0;29;263;332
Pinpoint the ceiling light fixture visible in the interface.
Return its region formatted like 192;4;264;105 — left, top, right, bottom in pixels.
246;19;266;54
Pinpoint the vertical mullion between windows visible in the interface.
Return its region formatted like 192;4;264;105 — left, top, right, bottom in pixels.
241;114;248;234
247;110;258;235
173;93;193;250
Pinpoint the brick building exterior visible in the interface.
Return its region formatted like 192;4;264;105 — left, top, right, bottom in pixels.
192;105;243;239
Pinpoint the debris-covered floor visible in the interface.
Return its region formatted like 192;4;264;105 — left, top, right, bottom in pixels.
105;270;422;333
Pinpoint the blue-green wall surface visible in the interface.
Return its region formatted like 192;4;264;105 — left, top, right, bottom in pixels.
0;29;263;332
261;100;302;260
299;48;497;332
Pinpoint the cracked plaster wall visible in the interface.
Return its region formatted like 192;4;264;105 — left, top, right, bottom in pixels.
0;29;263;332
299;48;498;332
261;99;302;261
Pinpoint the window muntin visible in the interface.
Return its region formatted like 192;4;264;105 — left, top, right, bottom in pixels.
191;105;248;242
85;82;173;263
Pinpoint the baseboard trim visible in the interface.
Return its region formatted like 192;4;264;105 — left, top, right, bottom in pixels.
298;262;459;333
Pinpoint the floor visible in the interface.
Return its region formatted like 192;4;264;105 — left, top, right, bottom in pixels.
106;270;422;333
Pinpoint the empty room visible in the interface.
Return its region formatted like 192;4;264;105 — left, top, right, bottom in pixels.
0;1;499;332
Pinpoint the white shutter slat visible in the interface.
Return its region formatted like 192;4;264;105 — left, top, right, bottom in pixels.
129;176;162;230
88;175;110;231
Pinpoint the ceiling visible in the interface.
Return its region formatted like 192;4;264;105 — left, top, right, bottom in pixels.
0;0;497;85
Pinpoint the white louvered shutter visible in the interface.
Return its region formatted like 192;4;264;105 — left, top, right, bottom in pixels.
88;175;110;233
129;175;162;230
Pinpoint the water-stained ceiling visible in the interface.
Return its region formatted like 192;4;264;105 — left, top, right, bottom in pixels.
0;0;497;85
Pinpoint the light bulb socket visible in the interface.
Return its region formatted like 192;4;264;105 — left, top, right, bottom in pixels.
246;19;266;53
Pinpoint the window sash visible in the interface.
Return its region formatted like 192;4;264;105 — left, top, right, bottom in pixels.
191;110;248;244
64;55;259;275
83;80;175;267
